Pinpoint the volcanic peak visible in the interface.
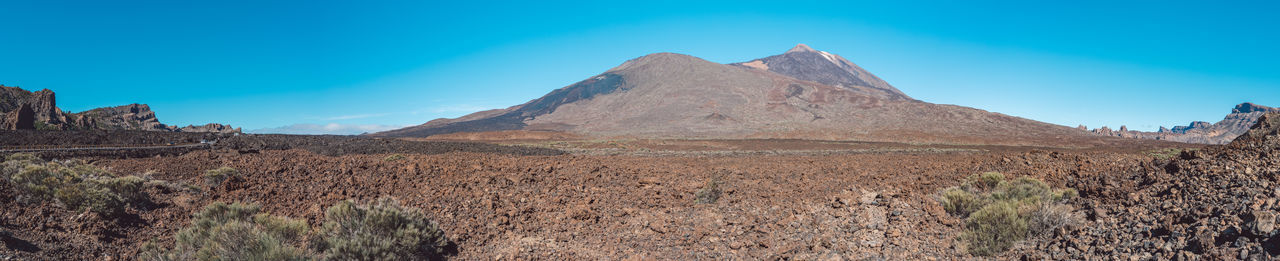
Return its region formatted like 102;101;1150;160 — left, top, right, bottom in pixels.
787;43;819;53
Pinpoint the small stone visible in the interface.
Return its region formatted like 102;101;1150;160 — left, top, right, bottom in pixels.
1250;211;1276;236
859;192;880;205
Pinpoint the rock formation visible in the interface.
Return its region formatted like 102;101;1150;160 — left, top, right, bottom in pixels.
1;103;35;130
0;85;238;133
1085;102;1280;144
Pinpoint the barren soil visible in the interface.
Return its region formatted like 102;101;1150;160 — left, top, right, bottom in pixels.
0;130;1203;260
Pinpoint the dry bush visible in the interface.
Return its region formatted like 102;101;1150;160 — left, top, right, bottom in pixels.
940;187;985;217
315;197;450;261
1027;202;1085;237
141;202;310;261
383;154;406;162
694;177;721;204
937;172;1081;256
4;156;150;217
990;176;1052;202
146;198;455;261
961;172;1005;192
1;153;40;180
960;201;1028;256
203;167;239;187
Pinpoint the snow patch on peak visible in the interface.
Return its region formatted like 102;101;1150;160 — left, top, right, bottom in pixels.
817;51;840;65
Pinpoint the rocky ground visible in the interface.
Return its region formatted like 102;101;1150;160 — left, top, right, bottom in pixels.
3;113;1278;260
1017;112;1280;260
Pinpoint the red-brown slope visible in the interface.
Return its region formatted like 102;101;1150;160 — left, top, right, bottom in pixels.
375;47;1113;147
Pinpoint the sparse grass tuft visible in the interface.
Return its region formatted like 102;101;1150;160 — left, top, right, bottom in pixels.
383;154;406;162
204;167;240;187
1147;148;1189;160
694;177;722;204
937;172;1082;256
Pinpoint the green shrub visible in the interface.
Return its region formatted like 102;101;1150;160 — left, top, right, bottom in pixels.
2;153;39;180
5;158;147;217
694;178;721;204
940;187;985;217
143;202;310;261
147;199;454;261
961;201;1028;256
101;175;147;203
937;172;1080;256
961;172;1005;192
54;180;125;216
33;121;58;131
383;154;406;162
204;167;240;187
316;197;450;261
990;177;1052;203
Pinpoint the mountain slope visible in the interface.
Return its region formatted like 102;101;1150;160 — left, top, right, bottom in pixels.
375;46;1107;146
732;44;910;101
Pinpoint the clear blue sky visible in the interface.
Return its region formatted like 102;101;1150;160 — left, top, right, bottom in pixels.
2;0;1277;134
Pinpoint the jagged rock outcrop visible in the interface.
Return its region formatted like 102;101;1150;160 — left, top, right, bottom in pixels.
76;103;173;131
1038;112;1280;259
2;103;35;130
29;89;64;125
2;85;71;129
1085;102;1280;144
174;123;240;133
1169;121;1213;134
0;85;238;133
1228;111;1280;150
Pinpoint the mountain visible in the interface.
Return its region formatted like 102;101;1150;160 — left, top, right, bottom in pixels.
1085;102;1279;144
731;44;911;101
0;85;239;133
374;45;1109;146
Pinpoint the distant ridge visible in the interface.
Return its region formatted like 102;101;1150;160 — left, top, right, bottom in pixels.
0;85;238;133
1085;102;1280;144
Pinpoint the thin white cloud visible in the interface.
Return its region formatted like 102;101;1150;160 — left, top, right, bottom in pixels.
248;123;405;135
320;113;390;121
